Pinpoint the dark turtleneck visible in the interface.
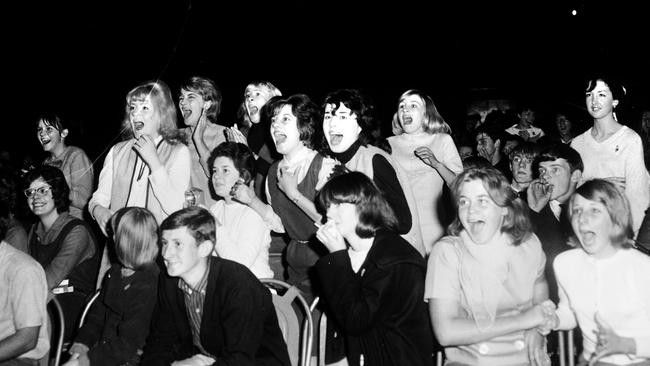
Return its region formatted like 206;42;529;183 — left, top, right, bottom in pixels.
331;140;411;235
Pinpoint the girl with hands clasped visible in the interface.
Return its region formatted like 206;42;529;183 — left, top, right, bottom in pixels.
550;179;650;366
245;94;338;300
426;167;556;366
387;89;462;254
88;80;190;233
207;141;273;279
314;172;435;366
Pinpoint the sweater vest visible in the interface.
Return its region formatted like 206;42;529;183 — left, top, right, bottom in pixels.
346;145;425;256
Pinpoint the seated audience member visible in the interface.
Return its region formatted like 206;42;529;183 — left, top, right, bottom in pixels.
457;139;475;162
426;167;555;366
64;207;159;366
475;123;511;179
527;144;583;302
0;168;28;253
550;179;650;365
0;201;50;364
501;134;524;158
25;166;99;342
37;113;94;219
505;103;545;142
208;142;273;279
461;155;492;170
508;142;540;200
88;79;190;234
315;172;434;366
140;207;291;366
178;76;228;208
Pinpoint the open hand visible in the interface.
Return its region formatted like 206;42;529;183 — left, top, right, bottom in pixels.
589;312;636;364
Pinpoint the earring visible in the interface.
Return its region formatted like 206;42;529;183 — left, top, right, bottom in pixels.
613;111;618;122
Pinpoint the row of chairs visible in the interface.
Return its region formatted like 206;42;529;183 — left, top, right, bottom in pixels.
45;280;577;366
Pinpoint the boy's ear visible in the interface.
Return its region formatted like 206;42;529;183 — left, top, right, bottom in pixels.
570;169;582;184
61;129;69;139
197;240;214;257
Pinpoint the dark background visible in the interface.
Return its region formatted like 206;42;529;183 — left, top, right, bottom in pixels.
4;0;648;168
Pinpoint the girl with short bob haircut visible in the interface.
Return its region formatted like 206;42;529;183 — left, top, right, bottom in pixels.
323;88;425;256
25;165;100;343
207;141;273;279
315;171;434;366
68;207;160;366
550;179;650;365
239;93;338;300
426;167;554;366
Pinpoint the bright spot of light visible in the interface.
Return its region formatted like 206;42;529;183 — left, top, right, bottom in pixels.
571;9;577;16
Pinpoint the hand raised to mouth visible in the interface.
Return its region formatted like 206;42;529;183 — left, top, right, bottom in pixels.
133;134;162;172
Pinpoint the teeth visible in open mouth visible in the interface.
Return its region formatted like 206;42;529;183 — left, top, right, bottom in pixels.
329;133;343;145
403;116;413;125
581;231;595;244
182;109;191;117
133;122;144;130
249;106;258;114
41;138;51;145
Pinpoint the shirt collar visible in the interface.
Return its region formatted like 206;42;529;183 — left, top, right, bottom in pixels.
178;257;211;295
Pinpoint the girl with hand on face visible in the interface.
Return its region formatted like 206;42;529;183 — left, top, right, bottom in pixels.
426;167;555;366
37;114;94;219
178;76;228;208
208;141;273;279
88;80;190;234
241;94;338;300
323;89;425;256
550;179;650;366
315;172;434;366
65;207;160;366
570;76;650;234
388;89;462;254
25;165;100;343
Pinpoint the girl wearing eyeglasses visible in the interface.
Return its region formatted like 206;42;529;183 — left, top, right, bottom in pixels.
25;165;100;343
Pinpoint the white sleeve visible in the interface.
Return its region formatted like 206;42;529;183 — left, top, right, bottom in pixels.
149;145;191;215
553;258;578;330
214;208;269;268
263;177;285;233
88;145;115;220
624;134;650;233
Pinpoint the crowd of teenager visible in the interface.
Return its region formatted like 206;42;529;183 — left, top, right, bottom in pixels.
1;74;649;366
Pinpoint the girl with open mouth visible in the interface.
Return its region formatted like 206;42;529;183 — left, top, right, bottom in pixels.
37;114;94;219
426;167;555;366
387;89;463;255
322;89;425;256
243;93;339;301
550;179;650;366
88;80;190;237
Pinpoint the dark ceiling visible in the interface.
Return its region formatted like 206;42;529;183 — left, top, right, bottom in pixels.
4;0;647;161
